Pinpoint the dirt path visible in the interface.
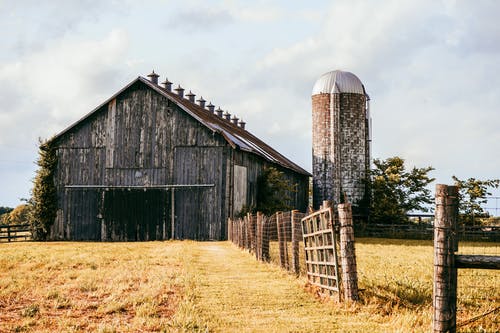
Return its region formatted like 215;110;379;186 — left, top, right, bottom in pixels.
179;241;370;332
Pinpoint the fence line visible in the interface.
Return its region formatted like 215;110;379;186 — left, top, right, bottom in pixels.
228;210;305;275
0;224;31;242
229;205;359;303
356;222;499;242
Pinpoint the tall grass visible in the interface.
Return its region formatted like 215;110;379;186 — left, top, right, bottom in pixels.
269;238;498;331
0;239;497;332
0;242;184;332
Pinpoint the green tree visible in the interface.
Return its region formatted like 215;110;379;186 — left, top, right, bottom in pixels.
370;156;435;224
255;166;296;215
29;137;58;240
2;204;30;225
452;176;500;225
0;207;13;215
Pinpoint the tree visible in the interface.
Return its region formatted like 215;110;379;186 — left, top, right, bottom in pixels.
0;207;14;224
238;166;297;216
0;207;13;215
370;156;435;224
29;137;58;240
1;204;30;225
452;176;500;225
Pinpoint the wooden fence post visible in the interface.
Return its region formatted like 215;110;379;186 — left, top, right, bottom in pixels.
433;184;458;333
245;215;250;250
283;213;290;271
256;212;262;260
338;203;359;301
291;210;300;275
239;218;244;248
276;213;283;268
249;213;256;254
262;214;270;262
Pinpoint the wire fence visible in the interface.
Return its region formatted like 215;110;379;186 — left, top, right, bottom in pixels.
484;196;500;217
455;229;499;330
228;205;360;302
228;211;306;276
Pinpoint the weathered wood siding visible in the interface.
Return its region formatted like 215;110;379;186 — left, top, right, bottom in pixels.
232;150;309;216
173;146;226;240
52;82;228;240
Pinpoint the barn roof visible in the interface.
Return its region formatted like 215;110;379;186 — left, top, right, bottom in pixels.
53;76;310;176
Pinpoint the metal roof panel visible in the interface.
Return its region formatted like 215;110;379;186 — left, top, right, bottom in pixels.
312;70;366;95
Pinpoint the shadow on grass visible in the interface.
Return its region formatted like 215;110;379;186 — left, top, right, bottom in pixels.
360;278;432;315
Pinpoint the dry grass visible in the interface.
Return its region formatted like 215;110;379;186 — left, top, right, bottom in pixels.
269;238;499;332
0;242;184;332
0;239;497;332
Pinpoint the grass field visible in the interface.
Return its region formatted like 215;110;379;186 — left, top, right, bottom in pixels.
0;239;498;332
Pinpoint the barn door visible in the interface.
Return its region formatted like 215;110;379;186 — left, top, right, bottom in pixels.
233;165;247;216
66;189;100;240
173;147;223;240
102;189;169;241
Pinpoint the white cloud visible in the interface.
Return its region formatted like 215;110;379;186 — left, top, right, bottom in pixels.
0;29;129;146
237;0;500;185
2;0;500;206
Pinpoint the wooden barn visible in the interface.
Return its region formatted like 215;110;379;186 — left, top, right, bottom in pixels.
49;71;310;241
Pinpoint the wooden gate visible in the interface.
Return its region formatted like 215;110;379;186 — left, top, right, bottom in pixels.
301;207;341;299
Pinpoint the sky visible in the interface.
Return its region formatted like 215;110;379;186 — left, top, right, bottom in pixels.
1;0;499;211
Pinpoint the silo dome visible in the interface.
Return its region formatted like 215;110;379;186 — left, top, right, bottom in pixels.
312;70;366;96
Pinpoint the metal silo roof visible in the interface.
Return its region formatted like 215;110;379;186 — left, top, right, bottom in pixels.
312;70;366;95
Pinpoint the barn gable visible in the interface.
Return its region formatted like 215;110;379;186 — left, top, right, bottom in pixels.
50;74;310;241
54;77;309;176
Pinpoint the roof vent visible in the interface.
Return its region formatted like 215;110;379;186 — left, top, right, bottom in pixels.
207;102;215;113
161;78;172;92
174;85;184;98
238;120;246;130
231;115;239;125
197;96;206;108
147;70;160;85
224;111;231;121
186;90;195;102
216;107;224;117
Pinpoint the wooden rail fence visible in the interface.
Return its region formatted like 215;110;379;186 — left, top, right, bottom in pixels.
0;224;32;242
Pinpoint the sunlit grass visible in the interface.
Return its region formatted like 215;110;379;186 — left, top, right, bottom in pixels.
0;242;184;332
269;238;498;332
1;239;497;332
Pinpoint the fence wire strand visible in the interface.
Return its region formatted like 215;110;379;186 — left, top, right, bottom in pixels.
455;221;500;331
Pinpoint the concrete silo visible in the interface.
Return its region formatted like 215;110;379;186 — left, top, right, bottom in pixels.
312;70;371;210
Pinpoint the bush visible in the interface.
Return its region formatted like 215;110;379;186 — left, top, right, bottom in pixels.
1;204;30;225
29;138;58;240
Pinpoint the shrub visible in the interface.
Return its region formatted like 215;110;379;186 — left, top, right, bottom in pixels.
29;137;58;240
